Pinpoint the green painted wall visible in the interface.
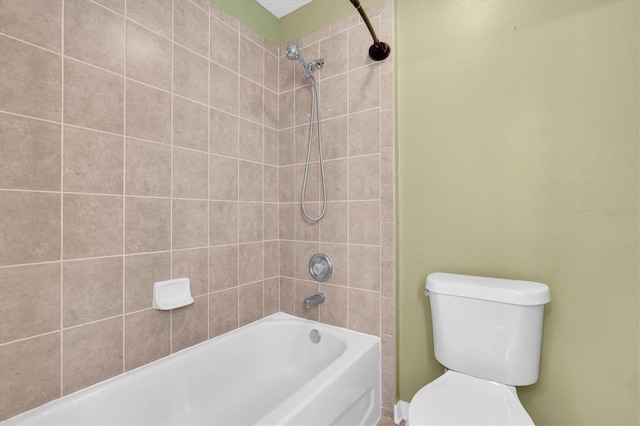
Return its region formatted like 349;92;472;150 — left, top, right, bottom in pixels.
279;0;382;43
212;0;280;44
212;0;382;45
397;0;639;424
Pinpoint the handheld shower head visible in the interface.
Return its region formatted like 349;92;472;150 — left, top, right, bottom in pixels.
285;43;300;60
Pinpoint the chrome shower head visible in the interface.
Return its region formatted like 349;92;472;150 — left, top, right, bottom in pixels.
285;43;300;61
285;43;324;80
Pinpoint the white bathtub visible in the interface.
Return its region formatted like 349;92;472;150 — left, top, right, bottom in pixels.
3;312;381;425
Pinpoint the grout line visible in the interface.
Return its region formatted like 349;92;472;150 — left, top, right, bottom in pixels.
59;0;65;397
207;0;211;340
122;0;128;374
169;0;175;355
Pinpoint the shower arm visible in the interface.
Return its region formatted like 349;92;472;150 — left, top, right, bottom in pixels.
348;0;391;61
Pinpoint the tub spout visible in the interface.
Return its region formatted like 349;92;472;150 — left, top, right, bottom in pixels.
304;293;325;309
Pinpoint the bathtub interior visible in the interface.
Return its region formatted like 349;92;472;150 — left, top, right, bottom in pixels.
2;312;381;426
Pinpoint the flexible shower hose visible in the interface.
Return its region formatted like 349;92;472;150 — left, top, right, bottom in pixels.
301;74;327;222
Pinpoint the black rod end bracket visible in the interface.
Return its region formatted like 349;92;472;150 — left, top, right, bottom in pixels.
369;41;391;61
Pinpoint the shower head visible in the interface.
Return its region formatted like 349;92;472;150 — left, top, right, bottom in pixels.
285;43;324;80
285;43;300;60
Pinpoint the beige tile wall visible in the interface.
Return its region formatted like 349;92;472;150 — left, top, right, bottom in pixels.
0;0;395;421
277;0;396;416
0;0;280;419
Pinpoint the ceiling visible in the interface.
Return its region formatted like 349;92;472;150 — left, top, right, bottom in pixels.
256;0;314;19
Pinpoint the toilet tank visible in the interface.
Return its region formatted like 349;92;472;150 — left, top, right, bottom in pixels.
426;273;551;386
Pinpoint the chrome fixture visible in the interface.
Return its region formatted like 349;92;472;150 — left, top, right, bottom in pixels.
309;329;321;344
309;253;333;282
303;293;325;309
285;43;328;222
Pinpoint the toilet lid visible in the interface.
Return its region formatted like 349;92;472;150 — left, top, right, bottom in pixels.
408;370;534;426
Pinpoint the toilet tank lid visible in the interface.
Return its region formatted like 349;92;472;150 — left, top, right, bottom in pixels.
426;273;551;306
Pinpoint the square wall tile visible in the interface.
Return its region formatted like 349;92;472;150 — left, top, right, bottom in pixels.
239;281;263;326
210;62;238;115
239;36;263;85
125;252;170;313
172;199;208;250
125;138;171;197
349;200;381;245
320;116;348;161
1;191;60;266
126;0;172;39
264;240;279;278
239;77;263;124
319;283;348;328
64;59;124;134
173;44;208;104
126;20;172;91
0;0;62;52
349;155;380;200
0;333;61;421
0;263;60;344
239;161;263;202
209;245;238;291
210;15;238;71
173;0;209;58
0;113;61;191
349;65;380;113
209;287;238;338
264;127;278;166
124;309;170;371
126;80;171;144
63;257;123;327
239;119;263;162
209;201;238;246
63;194;122;259
239;202;263;243
63;317;123;395
264;166;279;202
319;74;347;120
349;109;380;156
279;277;294;314
172;296;208;352
264;277;279;315
124;196;171;254
63;126;123;195
172;248;209;296
349;245;381;291
348;288;380;336
209;155;238;200
264;203;278;241
0;36;61;122
210;108;238;157
173;148;208;200
173;96;208;152
64;0;124;74
239;242;263;284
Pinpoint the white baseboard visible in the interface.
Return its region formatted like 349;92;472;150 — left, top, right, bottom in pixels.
394;400;410;424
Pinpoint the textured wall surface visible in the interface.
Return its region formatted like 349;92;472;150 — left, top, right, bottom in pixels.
397;0;639;424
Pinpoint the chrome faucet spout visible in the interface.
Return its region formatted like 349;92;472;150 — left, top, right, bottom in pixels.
304;293;325;309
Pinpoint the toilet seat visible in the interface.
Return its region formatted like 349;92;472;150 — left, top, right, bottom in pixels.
407;370;534;426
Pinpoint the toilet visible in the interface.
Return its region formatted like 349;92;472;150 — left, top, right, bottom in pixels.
408;272;551;425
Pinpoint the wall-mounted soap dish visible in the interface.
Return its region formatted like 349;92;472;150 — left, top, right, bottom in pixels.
152;278;194;310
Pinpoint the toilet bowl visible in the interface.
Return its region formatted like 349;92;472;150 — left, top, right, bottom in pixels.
407;370;533;425
408;273;550;426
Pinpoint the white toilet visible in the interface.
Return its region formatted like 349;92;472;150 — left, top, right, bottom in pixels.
408;272;551;425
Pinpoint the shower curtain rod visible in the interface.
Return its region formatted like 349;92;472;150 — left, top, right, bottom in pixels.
348;0;391;61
